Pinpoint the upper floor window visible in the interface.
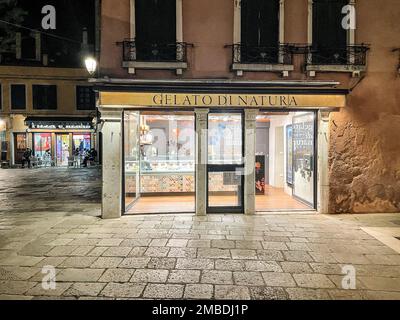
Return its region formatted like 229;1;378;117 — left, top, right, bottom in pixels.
76;86;96;110
135;0;176;61
312;0;348;64
32;85;57;110
10;84;26;110
240;0;280;64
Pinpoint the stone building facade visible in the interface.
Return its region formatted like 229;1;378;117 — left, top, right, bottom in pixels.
0;1;99;167
95;0;400;217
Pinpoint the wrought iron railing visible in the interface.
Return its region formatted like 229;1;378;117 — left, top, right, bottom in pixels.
305;44;370;66
230;43;293;65
120;40;190;63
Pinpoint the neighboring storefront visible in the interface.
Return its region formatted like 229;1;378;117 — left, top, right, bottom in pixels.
95;80;347;218
0;118;7;163
18;116;97;166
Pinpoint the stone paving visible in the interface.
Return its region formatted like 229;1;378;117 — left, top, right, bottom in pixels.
0;168;400;300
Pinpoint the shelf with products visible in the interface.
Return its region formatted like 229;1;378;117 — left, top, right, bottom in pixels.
125;159;195;174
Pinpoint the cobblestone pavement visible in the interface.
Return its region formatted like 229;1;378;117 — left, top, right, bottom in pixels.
0;168;399;300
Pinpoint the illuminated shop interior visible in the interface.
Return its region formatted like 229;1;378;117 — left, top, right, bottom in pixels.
255;111;316;211
123;110;316;214
124;111;196;214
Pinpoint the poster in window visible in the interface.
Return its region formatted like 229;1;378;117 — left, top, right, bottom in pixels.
286;125;293;186
292;113;315;206
255;155;265;195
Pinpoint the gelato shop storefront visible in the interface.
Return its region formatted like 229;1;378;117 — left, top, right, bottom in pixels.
96;81;346;218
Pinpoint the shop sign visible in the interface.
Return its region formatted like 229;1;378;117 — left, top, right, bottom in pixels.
100;92;346;108
29;123;92;130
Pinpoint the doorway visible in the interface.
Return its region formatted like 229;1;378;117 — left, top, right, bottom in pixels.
255;111;317;211
207;112;244;213
14;133;26;164
56;134;70;166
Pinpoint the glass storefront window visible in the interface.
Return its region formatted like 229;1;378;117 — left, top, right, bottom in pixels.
73;134;91;152
124;111;195;214
208;113;243;165
34;133;51;159
124;112;140;209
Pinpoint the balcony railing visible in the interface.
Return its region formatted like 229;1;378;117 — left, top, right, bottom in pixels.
121;40;190;63
230;43;293;65
306;45;370;66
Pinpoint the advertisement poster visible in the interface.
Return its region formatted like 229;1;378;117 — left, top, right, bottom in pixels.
286;125;293;186
255;155;265;195
292;113;314;205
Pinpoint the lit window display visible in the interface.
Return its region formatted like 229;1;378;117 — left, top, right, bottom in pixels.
208;114;242;165
124;112;195;214
73;133;91;152
34;133;51;159
56;134;70;166
255;111;316;211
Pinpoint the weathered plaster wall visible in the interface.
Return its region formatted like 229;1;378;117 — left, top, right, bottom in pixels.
329;0;400;213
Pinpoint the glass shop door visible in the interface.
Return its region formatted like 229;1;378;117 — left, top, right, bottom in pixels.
56;134;70;166
124;111;141;211
207;112;244;213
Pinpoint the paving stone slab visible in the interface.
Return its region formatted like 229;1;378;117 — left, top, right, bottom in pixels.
201;270;233;285
249;286;288;300
25;282;72;296
261;272;296;287
184;284;213;299
176;258;214;270
57;268;105;282
233;272;264;286
90;257;123;269
285;288;331;300
98;269;135;282
293;273;336;289
143;284;184;299
168;270;201;284
100;283;145;298
64;282;106;297
59;257;98;268
119;257;151;269
131;269;169;283
214;285;251;300
197;248;231;259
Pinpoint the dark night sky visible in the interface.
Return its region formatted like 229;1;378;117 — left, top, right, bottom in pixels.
17;0;95;43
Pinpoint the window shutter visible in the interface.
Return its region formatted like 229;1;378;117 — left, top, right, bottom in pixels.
313;0;347;48
241;0;279;47
136;0;176;45
135;0;176;60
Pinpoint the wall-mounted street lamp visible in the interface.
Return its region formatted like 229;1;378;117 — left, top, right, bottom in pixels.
85;56;97;75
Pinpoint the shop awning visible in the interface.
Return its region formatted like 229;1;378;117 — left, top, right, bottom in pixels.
24;116;94;130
